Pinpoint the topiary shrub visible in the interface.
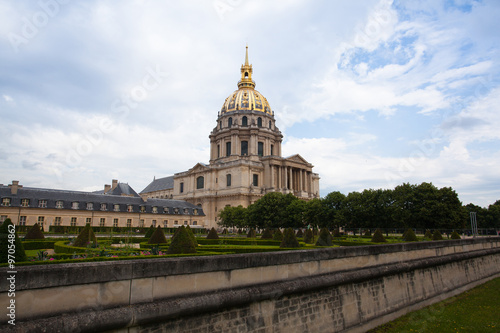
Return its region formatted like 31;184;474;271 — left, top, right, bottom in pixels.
403;228;418;242
144;225;155;239
261;228;273;239
148;226;168;244
186;225;198;246
167;226;196;254
0;218;27;263
273;229;284;241
73;224;97;247
313;228;318;236
304;229;314;244
364;229;371;237
451;231;461;239
24;223;45;240
332;229;341;238
432;230;443;240
247;228;256;238
371;229;387;243
222;228;228;235
206;227;219;240
316;228;332;246
424;230;432;240
280;228;300;248
295;229;304;238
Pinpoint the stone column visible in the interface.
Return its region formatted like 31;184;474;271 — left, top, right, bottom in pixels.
289;167;293;191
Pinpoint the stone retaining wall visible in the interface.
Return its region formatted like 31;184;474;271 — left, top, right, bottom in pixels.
1;237;499;332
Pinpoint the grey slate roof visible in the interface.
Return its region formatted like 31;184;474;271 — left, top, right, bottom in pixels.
0;184;204;216
140;176;174;194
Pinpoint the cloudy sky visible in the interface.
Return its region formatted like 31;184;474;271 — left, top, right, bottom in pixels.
1;0;499;207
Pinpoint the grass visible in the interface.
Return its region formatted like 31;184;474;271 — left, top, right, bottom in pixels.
368;277;500;332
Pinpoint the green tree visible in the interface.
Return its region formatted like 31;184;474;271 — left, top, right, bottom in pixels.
218;205;248;228
303;198;325;228
322;191;346;229
0;219;27;263
247;192;302;229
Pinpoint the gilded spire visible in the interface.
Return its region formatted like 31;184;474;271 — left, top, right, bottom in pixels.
239;45;255;89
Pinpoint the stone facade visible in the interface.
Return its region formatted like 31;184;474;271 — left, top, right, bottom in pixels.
141;47;320;228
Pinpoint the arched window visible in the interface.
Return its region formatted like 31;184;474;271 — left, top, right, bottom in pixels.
257;117;262;127
242;116;248;126
196;176;204;189
269;121;272;129
258;142;264;157
226;174;232;187
228;117;233;127
219;121;222;129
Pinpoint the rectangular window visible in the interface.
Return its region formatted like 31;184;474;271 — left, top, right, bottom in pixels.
113;218;119;227
100;203;107;211
184;221;188;225
87;202;93;210
114;204;120;212
270;144;274;156
72;202;79;210
86;217;92;225
226;142;231;157
70;217;77;226
21;199;30;207
126;219;132;228
100;218;106;227
174;220;178;225
258;142;264;157
226;174;231;187
217;144;220;158
163;220;168;227
139;219;144;227
2;198;11;207
253;174;259;186
19;216;26;226
164;207;170;214
56;200;64;209
38;216;44;226
180;182;184;193
193;221;197;225
54;217;61;226
127;205;133;212
152;220;157;227
38;200;47;208
152;206;158;213
241;141;248;156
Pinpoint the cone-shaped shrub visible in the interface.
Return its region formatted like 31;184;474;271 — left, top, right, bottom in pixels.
316;228;332;246
167;226;196;254
273;229;284;241
73;223;97;247
280;228;300;248
222;228;228;235
371;229;387;243
206;227;219;240
25;223;45;240
313;228;318;236
332;229;341;238
364;229;371;237
304;229;314;244
424;230;432;239
0;219;27;263
403;228;418;242
261;228;273;239
432;230;443;240
247;228;256;238
451;231;461;239
144;225;155;239
186;225;198;246
295;229;304;238
148;226;168;244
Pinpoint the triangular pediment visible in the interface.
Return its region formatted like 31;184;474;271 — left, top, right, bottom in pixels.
189;163;210;173
285;154;310;164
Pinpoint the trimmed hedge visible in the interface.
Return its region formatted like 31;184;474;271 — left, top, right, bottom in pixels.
22;240;57;250
197;238;282;246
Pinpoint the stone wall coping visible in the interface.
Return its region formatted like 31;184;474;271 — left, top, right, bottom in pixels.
1;237;499;291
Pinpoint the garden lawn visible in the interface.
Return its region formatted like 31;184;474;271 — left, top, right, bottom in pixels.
368;277;500;332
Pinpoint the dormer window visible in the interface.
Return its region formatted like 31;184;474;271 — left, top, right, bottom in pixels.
56;201;64;209
127;205;133;212
71;202;79;210
183;208;189;215
1;198;11;207
100;203;107;211
114;204;120;212
87;202;93;210
21;199;30;207
193;209;199;216
140;206;146;213
163;207;170;214
174;208;179;214
152;206;158;214
38;200;47;208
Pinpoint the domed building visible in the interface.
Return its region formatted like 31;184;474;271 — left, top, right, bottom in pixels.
141;47;320;228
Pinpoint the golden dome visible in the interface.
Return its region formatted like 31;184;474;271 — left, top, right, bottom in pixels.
220;46;272;115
